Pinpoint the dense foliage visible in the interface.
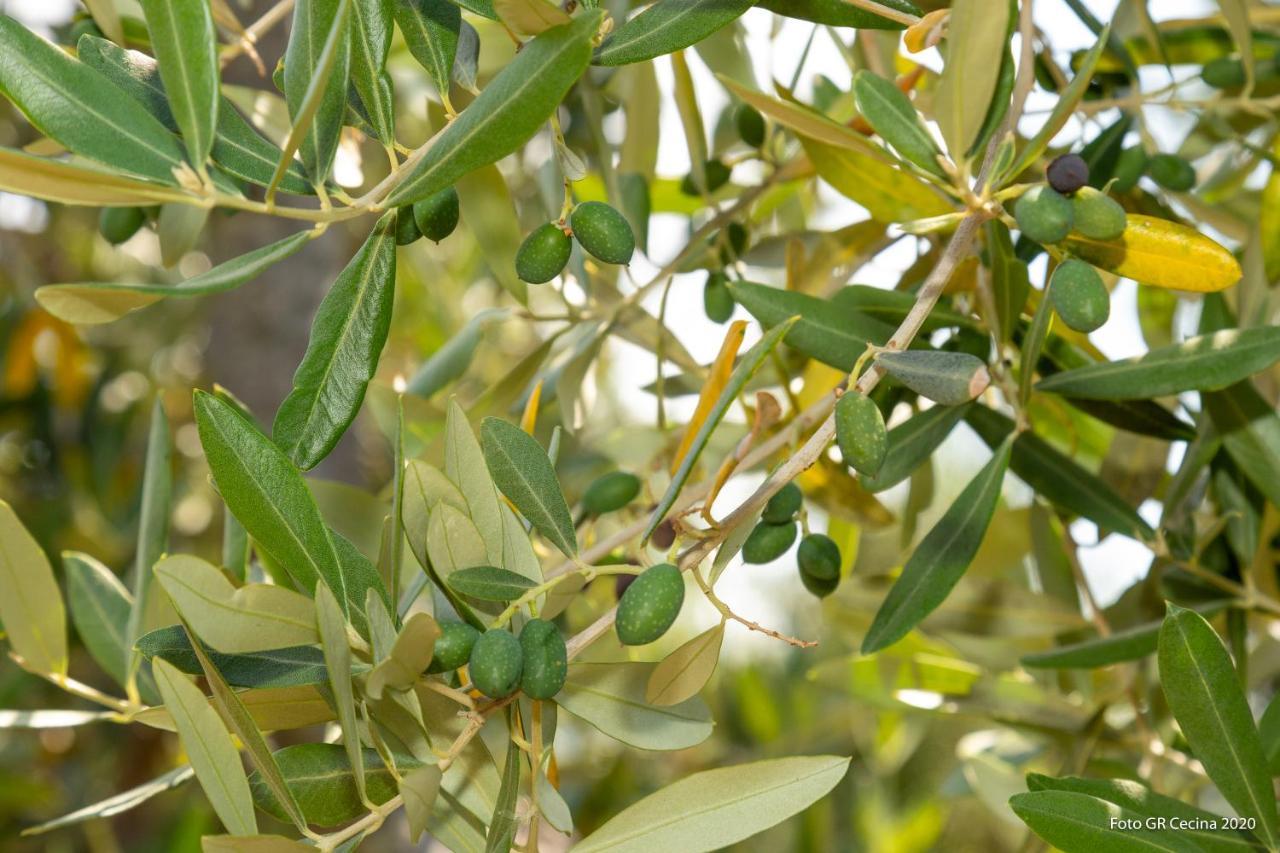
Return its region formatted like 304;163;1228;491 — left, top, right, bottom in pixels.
0;0;1279;850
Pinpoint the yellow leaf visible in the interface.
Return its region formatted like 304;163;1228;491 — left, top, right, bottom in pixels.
1064;214;1242;293
521;379;543;434
905;9;949;53
0;147;193;207
493;0;570;36
671;320;746;474
0;501;67;677
137;685;334;733
35;286;163;325
802;137;953;224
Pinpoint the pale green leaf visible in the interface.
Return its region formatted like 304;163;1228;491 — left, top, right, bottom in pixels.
645;623;724;707
556;662;713;751
315;582;369;807
0;500;67;676
934;0;1009;160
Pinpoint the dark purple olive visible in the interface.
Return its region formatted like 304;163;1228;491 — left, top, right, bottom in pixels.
1047;154;1090;195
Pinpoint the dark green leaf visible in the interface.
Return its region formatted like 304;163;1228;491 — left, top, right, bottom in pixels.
862;404;970;493
1260;693;1280;776
1022;604;1227;669
594;0;754;67
0;15;190;185
273;215;396;470
1037;328;1280;400
1158;604;1279;847
831;285;976;332
728;281;894;372
385;11;601;206
853;70;945;178
395;0;459;102
862;437;1012;654
965;405;1153;539
447;566;538;602
755;0;916;28
248;743;410;827
194;390;389;631
138;0;219;169
1201;381;1280;509
283;0;352;183
485;732;521;853
135;625;338;689
315;582;369;807
350;0;395;144
1010;790;1203;853
480;417;577;558
986;221;1030;343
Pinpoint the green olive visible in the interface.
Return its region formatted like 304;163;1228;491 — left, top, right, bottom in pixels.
797;533;841;581
515;222;572;284
467;629;523;698
426;621;479;674
518;619;567;699
735;103;766;147
1014;184;1074;245
742;520;798;564
616;563;685;646
99;206;147;245
1050;259;1110;333
582;471;641;515
1071;187;1127;241
570;201;635;266
762;481;802;524
412;186;460;242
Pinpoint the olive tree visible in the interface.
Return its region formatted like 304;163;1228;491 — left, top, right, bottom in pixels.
1;0;1279;850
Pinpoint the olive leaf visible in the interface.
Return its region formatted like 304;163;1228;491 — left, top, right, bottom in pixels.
365;612;439;698
852;70;945;178
400;763;443;843
349;0;395;145
138;0;219;170
136;625;336;689
1064;215;1242;294
19;765;194;837
0;500;67;677
151;658;258;836
934;0;1009;160
1021;604;1229;670
645;623;725;707
64;552;132;689
862;404;970;493
756;0;916;28
1010;790;1203;853
485;733;522;853
315;582;370;807
281;0;352;186
0;146;192;207
125;397;172;681
1204;380;1280;510
248;743;410;828
594;0;755;67
395;0;459;104
385;11;602;206
446;566;538;602
480;417;578;558
557;663;714;751
573;755;852;853
273;215;397;470
801;135;954;223
862;437;1012;654
875;350;991;406
1158;605;1279;847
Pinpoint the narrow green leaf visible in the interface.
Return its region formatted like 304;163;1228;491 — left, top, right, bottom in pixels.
186;626;311;833
152;658;257;836
1158;604;1279;847
20;765;194;837
966;405;1153;539
446;566;537;602
350;0;395;144
154;555;318;653
281;0;352;185
987;220;1030;343
0;500;67;676
862;437;1012;654
248;743;411;828
643;317;798;542
0;15;191;185
273;215;396;470
385;11;601;206
800;135;954;223
1010;790;1203;853
76;35;313;195
407;308;507;398
862;404;969;493
480;417;577;558
395;0;459;102
136;625;335;689
934;0;1009;160
853;70;944;178
755;0;916;28
1201;382;1280;510
557;662;714;751
315;582;369;807
444;400;507;568
1001;27;1110;182
1021;604;1228;670
1037;328;1280;400
572;755;851;853
485;731;521;853
139;0;219;170
593;0;754;67
875;350;991;406
1260;693;1280;776
37;230;313;325
1026;774;1262;853
400;764;443;843
64;552;131;689
729;281;894;372
126;397;171;681
194;390;389;629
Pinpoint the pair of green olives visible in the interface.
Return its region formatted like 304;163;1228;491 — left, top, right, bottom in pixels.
1014;183;1126;245
515;201;636;284
742;482;802;564
429;618;567;700
395;186;461;246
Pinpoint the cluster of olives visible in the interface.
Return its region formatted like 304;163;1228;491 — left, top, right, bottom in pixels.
515;201;635;284
427;617;567;700
741;482;844;598
1014;154;1127;333
396;186;461;245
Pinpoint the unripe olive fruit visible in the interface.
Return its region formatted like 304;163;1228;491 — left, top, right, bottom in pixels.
798;565;839;598
570;201;635;265
1111;146;1148;193
426;620;480;674
1050;259;1110;333
412;186;460;242
742;520;798;564
835;393;886;477
616;562;685;646
518;619;567;699
582;471;641;515
1148;154;1196;192
99;206;147;245
680;159;732;195
467;629;523;698
1014;184;1074;245
515;222;572;284
762;481;802;524
1071;187;1126;241
719;222;749;263
797;532;841;581
735;103;766;147
1046;153;1089;195
1202;56;1245;90
394;206;422;245
704;271;735;323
